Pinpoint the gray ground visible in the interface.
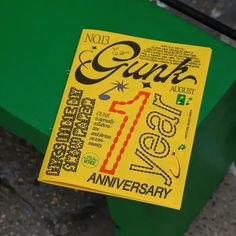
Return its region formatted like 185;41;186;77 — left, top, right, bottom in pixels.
0;127;115;236
1;0;236;235
180;0;236;29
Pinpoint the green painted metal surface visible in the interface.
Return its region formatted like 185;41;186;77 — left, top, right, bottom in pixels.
0;0;236;235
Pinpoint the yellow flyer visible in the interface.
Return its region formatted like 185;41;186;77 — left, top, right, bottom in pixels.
38;29;212;210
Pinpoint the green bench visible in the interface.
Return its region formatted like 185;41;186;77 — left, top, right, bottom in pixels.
1;0;236;235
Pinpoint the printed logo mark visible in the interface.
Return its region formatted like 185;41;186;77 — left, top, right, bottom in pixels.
99;80;129;100
178;144;186;150
176;94;186;105
186;97;192;105
82;153;99;168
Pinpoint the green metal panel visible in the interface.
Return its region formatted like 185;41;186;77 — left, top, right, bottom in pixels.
0;0;235;235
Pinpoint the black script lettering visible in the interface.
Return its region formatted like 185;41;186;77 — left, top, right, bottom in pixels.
75;41;140;84
139;133;170;158
153;58;197;84
130;149;172;186
122;61;168;80
147;111;179;137
75;40;197;85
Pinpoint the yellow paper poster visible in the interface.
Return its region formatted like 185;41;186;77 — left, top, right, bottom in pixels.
38;29;212;210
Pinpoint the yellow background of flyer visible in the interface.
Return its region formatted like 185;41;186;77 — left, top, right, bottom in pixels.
39;29;212;210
